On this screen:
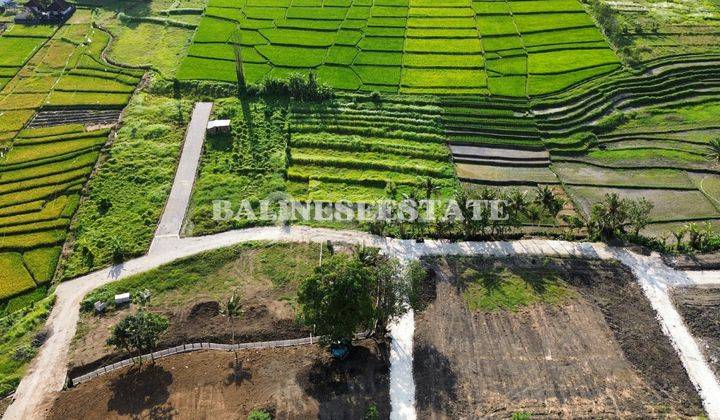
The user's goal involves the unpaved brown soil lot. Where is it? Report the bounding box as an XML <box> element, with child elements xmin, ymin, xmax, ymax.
<box><xmin>673</xmin><ymin>286</ymin><xmax>720</xmax><ymax>379</ymax></box>
<box><xmin>51</xmin><ymin>340</ymin><xmax>388</xmax><ymax>419</ymax></box>
<box><xmin>414</xmin><ymin>256</ymin><xmax>703</xmax><ymax>418</ymax></box>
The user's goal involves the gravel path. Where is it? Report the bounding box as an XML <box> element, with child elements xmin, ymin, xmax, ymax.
<box><xmin>4</xmin><ymin>101</ymin><xmax>720</xmax><ymax>419</ymax></box>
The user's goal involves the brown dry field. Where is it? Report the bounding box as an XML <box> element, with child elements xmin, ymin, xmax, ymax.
<box><xmin>414</xmin><ymin>256</ymin><xmax>703</xmax><ymax>418</ymax></box>
<box><xmin>50</xmin><ymin>340</ymin><xmax>388</xmax><ymax>420</ymax></box>
<box><xmin>673</xmin><ymin>286</ymin><xmax>720</xmax><ymax>380</ymax></box>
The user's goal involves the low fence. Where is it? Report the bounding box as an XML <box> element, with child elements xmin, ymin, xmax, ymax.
<box><xmin>71</xmin><ymin>336</ymin><xmax>319</xmax><ymax>386</ymax></box>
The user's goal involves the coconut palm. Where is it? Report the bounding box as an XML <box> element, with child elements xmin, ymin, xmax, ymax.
<box><xmin>708</xmin><ymin>138</ymin><xmax>720</xmax><ymax>164</ymax></box>
<box><xmin>222</xmin><ymin>293</ymin><xmax>243</xmax><ymax>379</ymax></box>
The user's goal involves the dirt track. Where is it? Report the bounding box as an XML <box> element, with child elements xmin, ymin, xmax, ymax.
<box><xmin>673</xmin><ymin>287</ymin><xmax>720</xmax><ymax>380</ymax></box>
<box><xmin>49</xmin><ymin>341</ymin><xmax>389</xmax><ymax>420</ymax></box>
<box><xmin>414</xmin><ymin>257</ymin><xmax>704</xmax><ymax>418</ymax></box>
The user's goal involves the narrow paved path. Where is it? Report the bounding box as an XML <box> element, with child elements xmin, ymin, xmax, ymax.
<box><xmin>5</xmin><ymin>100</ymin><xmax>720</xmax><ymax>419</ymax></box>
<box><xmin>150</xmin><ymin>102</ymin><xmax>212</xmax><ymax>248</ymax></box>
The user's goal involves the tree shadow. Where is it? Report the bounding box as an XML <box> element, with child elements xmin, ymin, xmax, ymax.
<box><xmin>107</xmin><ymin>364</ymin><xmax>174</xmax><ymax>417</ymax></box>
<box><xmin>224</xmin><ymin>358</ymin><xmax>253</xmax><ymax>386</ymax></box>
<box><xmin>413</xmin><ymin>344</ymin><xmax>459</xmax><ymax>417</ymax></box>
<box><xmin>297</xmin><ymin>344</ymin><xmax>390</xmax><ymax>419</ymax></box>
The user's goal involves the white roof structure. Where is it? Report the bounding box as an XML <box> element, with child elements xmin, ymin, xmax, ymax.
<box><xmin>207</xmin><ymin>119</ymin><xmax>230</xmax><ymax>130</ymax></box>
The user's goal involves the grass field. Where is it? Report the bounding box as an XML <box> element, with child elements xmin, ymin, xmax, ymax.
<box><xmin>59</xmin><ymin>94</ymin><xmax>192</xmax><ymax>280</ymax></box>
<box><xmin>176</xmin><ymin>0</ymin><xmax>620</xmax><ymax>96</ymax></box>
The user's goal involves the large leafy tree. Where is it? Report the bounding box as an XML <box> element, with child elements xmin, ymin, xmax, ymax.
<box><xmin>107</xmin><ymin>311</ymin><xmax>169</xmax><ymax>364</ymax></box>
<box><xmin>298</xmin><ymin>248</ymin><xmax>420</xmax><ymax>348</ymax></box>
<box><xmin>298</xmin><ymin>254</ymin><xmax>376</xmax><ymax>346</ymax></box>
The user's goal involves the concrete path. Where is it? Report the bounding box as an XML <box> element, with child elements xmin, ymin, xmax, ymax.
<box><xmin>150</xmin><ymin>102</ymin><xmax>212</xmax><ymax>250</ymax></box>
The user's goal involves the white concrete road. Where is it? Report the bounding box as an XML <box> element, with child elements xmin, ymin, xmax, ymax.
<box><xmin>150</xmin><ymin>102</ymin><xmax>212</xmax><ymax>246</ymax></box>
<box><xmin>4</xmin><ymin>101</ymin><xmax>720</xmax><ymax>419</ymax></box>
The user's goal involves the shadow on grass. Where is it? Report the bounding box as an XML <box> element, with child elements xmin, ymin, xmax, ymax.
<box><xmin>107</xmin><ymin>364</ymin><xmax>174</xmax><ymax>417</ymax></box>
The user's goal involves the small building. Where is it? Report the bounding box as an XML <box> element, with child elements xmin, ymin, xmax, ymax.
<box><xmin>93</xmin><ymin>301</ymin><xmax>107</xmax><ymax>314</ymax></box>
<box><xmin>14</xmin><ymin>0</ymin><xmax>75</xmax><ymax>24</ymax></box>
<box><xmin>114</xmin><ymin>292</ymin><xmax>131</xmax><ymax>306</ymax></box>
<box><xmin>207</xmin><ymin>119</ymin><xmax>231</xmax><ymax>135</ymax></box>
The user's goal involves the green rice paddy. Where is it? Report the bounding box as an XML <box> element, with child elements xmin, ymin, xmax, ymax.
<box><xmin>177</xmin><ymin>0</ymin><xmax>621</xmax><ymax>96</ymax></box>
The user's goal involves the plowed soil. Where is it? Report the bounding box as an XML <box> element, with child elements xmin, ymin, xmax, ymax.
<box><xmin>673</xmin><ymin>286</ymin><xmax>720</xmax><ymax>379</ymax></box>
<box><xmin>50</xmin><ymin>340</ymin><xmax>388</xmax><ymax>419</ymax></box>
<box><xmin>414</xmin><ymin>256</ymin><xmax>704</xmax><ymax>418</ymax></box>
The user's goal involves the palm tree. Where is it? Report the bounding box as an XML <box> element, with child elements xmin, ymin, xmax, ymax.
<box><xmin>423</xmin><ymin>177</ymin><xmax>440</xmax><ymax>200</ymax></box>
<box><xmin>223</xmin><ymin>293</ymin><xmax>243</xmax><ymax>380</ymax></box>
<box><xmin>708</xmin><ymin>138</ymin><xmax>720</xmax><ymax>164</ymax></box>
<box><xmin>506</xmin><ymin>189</ymin><xmax>529</xmax><ymax>225</ymax></box>
<box><xmin>590</xmin><ymin>193</ymin><xmax>627</xmax><ymax>239</ymax></box>
<box><xmin>534</xmin><ymin>185</ymin><xmax>564</xmax><ymax>225</ymax></box>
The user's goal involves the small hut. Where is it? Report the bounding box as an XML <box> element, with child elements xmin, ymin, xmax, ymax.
<box><xmin>207</xmin><ymin>119</ymin><xmax>231</xmax><ymax>135</ymax></box>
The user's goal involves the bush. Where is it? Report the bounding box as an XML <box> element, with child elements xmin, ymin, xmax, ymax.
<box><xmin>247</xmin><ymin>409</ymin><xmax>272</xmax><ymax>420</ymax></box>
<box><xmin>247</xmin><ymin>73</ymin><xmax>334</xmax><ymax>102</ymax></box>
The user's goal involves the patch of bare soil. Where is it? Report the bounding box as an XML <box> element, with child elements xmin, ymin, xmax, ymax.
<box><xmin>50</xmin><ymin>340</ymin><xmax>388</xmax><ymax>420</ymax></box>
<box><xmin>414</xmin><ymin>256</ymin><xmax>704</xmax><ymax>418</ymax></box>
<box><xmin>0</xmin><ymin>396</ymin><xmax>11</xmax><ymax>417</ymax></box>
<box><xmin>69</xmin><ymin>293</ymin><xmax>309</xmax><ymax>378</ymax></box>
<box><xmin>673</xmin><ymin>286</ymin><xmax>720</xmax><ymax>379</ymax></box>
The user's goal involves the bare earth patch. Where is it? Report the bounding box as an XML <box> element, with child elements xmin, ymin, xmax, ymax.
<box><xmin>673</xmin><ymin>286</ymin><xmax>720</xmax><ymax>379</ymax></box>
<box><xmin>414</xmin><ymin>256</ymin><xmax>703</xmax><ymax>418</ymax></box>
<box><xmin>50</xmin><ymin>340</ymin><xmax>388</xmax><ymax>419</ymax></box>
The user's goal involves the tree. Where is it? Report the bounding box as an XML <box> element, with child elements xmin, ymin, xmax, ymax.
<box><xmin>230</xmin><ymin>25</ymin><xmax>246</xmax><ymax>95</ymax></box>
<box><xmin>222</xmin><ymin>293</ymin><xmax>244</xmax><ymax>379</ymax></box>
<box><xmin>534</xmin><ymin>185</ymin><xmax>564</xmax><ymax>225</ymax></box>
<box><xmin>423</xmin><ymin>177</ymin><xmax>440</xmax><ymax>200</ymax></box>
<box><xmin>589</xmin><ymin>193</ymin><xmax>627</xmax><ymax>239</ymax></box>
<box><xmin>297</xmin><ymin>250</ymin><xmax>416</xmax><ymax>351</ymax></box>
<box><xmin>298</xmin><ymin>254</ymin><xmax>376</xmax><ymax>347</ymax></box>
<box><xmin>708</xmin><ymin>138</ymin><xmax>720</xmax><ymax>164</ymax></box>
<box><xmin>626</xmin><ymin>198</ymin><xmax>653</xmax><ymax>236</ymax></box>
<box><xmin>107</xmin><ymin>311</ymin><xmax>169</xmax><ymax>365</ymax></box>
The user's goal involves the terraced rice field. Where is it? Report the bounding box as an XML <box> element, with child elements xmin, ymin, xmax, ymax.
<box><xmin>177</xmin><ymin>0</ymin><xmax>620</xmax><ymax>96</ymax></box>
<box><xmin>0</xmin><ymin>125</ymin><xmax>107</xmax><ymax>299</ymax></box>
<box><xmin>549</xmin><ymin>99</ymin><xmax>720</xmax><ymax>236</ymax></box>
<box><xmin>287</xmin><ymin>96</ymin><xmax>458</xmax><ymax>201</ymax></box>
<box><xmin>0</xmin><ymin>16</ymin><xmax>142</xmax><ymax>300</ymax></box>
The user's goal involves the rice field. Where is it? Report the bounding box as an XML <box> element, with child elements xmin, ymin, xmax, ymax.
<box><xmin>177</xmin><ymin>0</ymin><xmax>620</xmax><ymax>96</ymax></box>
<box><xmin>288</xmin><ymin>96</ymin><xmax>458</xmax><ymax>202</ymax></box>
<box><xmin>0</xmin><ymin>21</ymin><xmax>142</xmax><ymax>300</ymax></box>
<box><xmin>0</xmin><ymin>124</ymin><xmax>107</xmax><ymax>299</ymax></box>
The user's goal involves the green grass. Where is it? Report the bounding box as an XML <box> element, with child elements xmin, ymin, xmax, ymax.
<box><xmin>0</xmin><ymin>295</ymin><xmax>55</xmax><ymax>397</ymax></box>
<box><xmin>188</xmin><ymin>97</ymin><xmax>289</xmax><ymax>235</ymax></box>
<box><xmin>0</xmin><ymin>253</ymin><xmax>36</xmax><ymax>299</ymax></box>
<box><xmin>80</xmin><ymin>242</ymin><xmax>323</xmax><ymax>312</ymax></box>
<box><xmin>461</xmin><ymin>266</ymin><xmax>576</xmax><ymax>312</ymax></box>
<box><xmin>60</xmin><ymin>94</ymin><xmax>194</xmax><ymax>280</ymax></box>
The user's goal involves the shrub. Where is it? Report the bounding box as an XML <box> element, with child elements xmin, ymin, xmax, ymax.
<box><xmin>247</xmin><ymin>409</ymin><xmax>272</xmax><ymax>420</ymax></box>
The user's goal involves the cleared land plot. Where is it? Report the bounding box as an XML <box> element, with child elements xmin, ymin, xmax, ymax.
<box><xmin>414</xmin><ymin>256</ymin><xmax>703</xmax><ymax>418</ymax></box>
<box><xmin>69</xmin><ymin>242</ymin><xmax>324</xmax><ymax>374</ymax></box>
<box><xmin>51</xmin><ymin>342</ymin><xmax>389</xmax><ymax>419</ymax></box>
<box><xmin>673</xmin><ymin>287</ymin><xmax>720</xmax><ymax>380</ymax></box>
<box><xmin>566</xmin><ymin>185</ymin><xmax>720</xmax><ymax>221</ymax></box>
